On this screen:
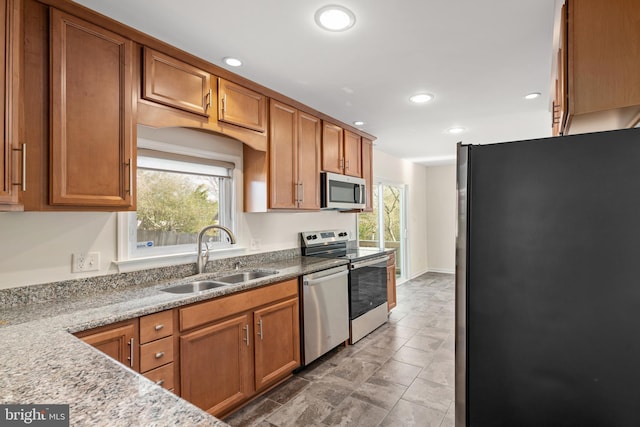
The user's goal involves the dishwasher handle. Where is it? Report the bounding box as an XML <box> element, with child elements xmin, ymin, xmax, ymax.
<box><xmin>303</xmin><ymin>269</ymin><xmax>349</xmax><ymax>287</ymax></box>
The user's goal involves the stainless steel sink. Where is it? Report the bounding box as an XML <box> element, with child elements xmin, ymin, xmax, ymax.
<box><xmin>161</xmin><ymin>280</ymin><xmax>229</xmax><ymax>294</ymax></box>
<box><xmin>214</xmin><ymin>270</ymin><xmax>278</xmax><ymax>284</ymax></box>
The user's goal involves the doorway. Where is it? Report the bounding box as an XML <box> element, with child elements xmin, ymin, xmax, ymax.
<box><xmin>358</xmin><ymin>182</ymin><xmax>407</xmax><ymax>282</ymax></box>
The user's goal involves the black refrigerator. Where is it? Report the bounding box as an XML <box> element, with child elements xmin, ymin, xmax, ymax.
<box><xmin>456</xmin><ymin>127</ymin><xmax>640</xmax><ymax>427</ymax></box>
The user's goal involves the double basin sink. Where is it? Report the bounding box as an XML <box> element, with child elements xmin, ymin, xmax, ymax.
<box><xmin>161</xmin><ymin>270</ymin><xmax>278</xmax><ymax>294</ymax></box>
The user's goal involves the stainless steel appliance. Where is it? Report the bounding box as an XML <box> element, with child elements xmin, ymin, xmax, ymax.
<box><xmin>320</xmin><ymin>172</ymin><xmax>366</xmax><ymax>210</ymax></box>
<box><xmin>301</xmin><ymin>230</ymin><xmax>389</xmax><ymax>345</ymax></box>
<box><xmin>456</xmin><ymin>127</ymin><xmax>640</xmax><ymax>426</ymax></box>
<box><xmin>301</xmin><ymin>265</ymin><xmax>349</xmax><ymax>365</ymax></box>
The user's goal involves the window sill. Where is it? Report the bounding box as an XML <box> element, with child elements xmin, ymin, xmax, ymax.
<box><xmin>112</xmin><ymin>246</ymin><xmax>248</xmax><ymax>273</ymax></box>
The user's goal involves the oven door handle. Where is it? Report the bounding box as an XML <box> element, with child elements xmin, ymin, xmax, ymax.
<box><xmin>350</xmin><ymin>255</ymin><xmax>389</xmax><ymax>270</ymax></box>
<box><xmin>304</xmin><ymin>270</ymin><xmax>349</xmax><ymax>286</ymax></box>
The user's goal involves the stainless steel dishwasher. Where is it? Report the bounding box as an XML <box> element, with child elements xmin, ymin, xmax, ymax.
<box><xmin>301</xmin><ymin>265</ymin><xmax>350</xmax><ymax>365</ymax></box>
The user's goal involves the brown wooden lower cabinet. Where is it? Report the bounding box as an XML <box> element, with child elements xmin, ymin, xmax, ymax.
<box><xmin>178</xmin><ymin>278</ymin><xmax>300</xmax><ymax>418</ymax></box>
<box><xmin>73</xmin><ymin>278</ymin><xmax>301</xmax><ymax>419</ymax></box>
<box><xmin>75</xmin><ymin>319</ymin><xmax>138</xmax><ymax>371</ymax></box>
<box><xmin>387</xmin><ymin>253</ymin><xmax>397</xmax><ymax>311</ymax></box>
<box><xmin>180</xmin><ymin>313</ymin><xmax>253</xmax><ymax>415</ymax></box>
<box><xmin>253</xmin><ymin>297</ymin><xmax>300</xmax><ymax>391</ymax></box>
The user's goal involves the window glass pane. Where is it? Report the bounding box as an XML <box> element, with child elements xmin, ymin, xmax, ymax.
<box><xmin>358</xmin><ymin>186</ymin><xmax>379</xmax><ymax>247</ymax></box>
<box><xmin>136</xmin><ymin>168</ymin><xmax>228</xmax><ymax>250</ymax></box>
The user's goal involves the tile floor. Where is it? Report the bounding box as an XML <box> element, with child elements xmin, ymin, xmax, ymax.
<box><xmin>224</xmin><ymin>272</ymin><xmax>455</xmax><ymax>427</ymax></box>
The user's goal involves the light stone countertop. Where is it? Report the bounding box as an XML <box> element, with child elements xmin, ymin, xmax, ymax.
<box><xmin>0</xmin><ymin>256</ymin><xmax>348</xmax><ymax>427</ymax></box>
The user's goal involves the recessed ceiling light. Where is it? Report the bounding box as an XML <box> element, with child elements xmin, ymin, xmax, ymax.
<box><xmin>315</xmin><ymin>5</ymin><xmax>356</xmax><ymax>32</ymax></box>
<box><xmin>353</xmin><ymin>121</ymin><xmax>365</xmax><ymax>126</ymax></box>
<box><xmin>448</xmin><ymin>127</ymin><xmax>466</xmax><ymax>134</ymax></box>
<box><xmin>223</xmin><ymin>57</ymin><xmax>243</xmax><ymax>67</ymax></box>
<box><xmin>524</xmin><ymin>92</ymin><xmax>541</xmax><ymax>100</ymax></box>
<box><xmin>409</xmin><ymin>93</ymin><xmax>434</xmax><ymax>104</ymax></box>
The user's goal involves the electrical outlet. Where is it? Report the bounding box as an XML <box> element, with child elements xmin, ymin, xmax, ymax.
<box><xmin>72</xmin><ymin>252</ymin><xmax>100</xmax><ymax>273</ymax></box>
<box><xmin>250</xmin><ymin>239</ymin><xmax>261</xmax><ymax>250</ymax></box>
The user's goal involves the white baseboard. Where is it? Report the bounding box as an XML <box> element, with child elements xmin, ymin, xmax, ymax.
<box><xmin>427</xmin><ymin>267</ymin><xmax>455</xmax><ymax>275</ymax></box>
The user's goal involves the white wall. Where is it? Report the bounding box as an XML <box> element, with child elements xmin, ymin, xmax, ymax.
<box><xmin>373</xmin><ymin>150</ymin><xmax>429</xmax><ymax>280</ymax></box>
<box><xmin>425</xmin><ymin>164</ymin><xmax>457</xmax><ymax>273</ymax></box>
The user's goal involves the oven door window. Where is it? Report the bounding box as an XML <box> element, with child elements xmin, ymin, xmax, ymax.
<box><xmin>349</xmin><ymin>259</ymin><xmax>388</xmax><ymax>319</ymax></box>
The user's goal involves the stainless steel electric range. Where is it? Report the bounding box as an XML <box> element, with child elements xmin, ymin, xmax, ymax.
<box><xmin>301</xmin><ymin>230</ymin><xmax>390</xmax><ymax>344</ymax></box>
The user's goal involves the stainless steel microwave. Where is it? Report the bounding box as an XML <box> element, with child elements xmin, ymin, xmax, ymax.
<box><xmin>321</xmin><ymin>172</ymin><xmax>366</xmax><ymax>210</ymax></box>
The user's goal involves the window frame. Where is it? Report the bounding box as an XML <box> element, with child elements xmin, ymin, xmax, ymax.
<box><xmin>116</xmin><ymin>136</ymin><xmax>241</xmax><ymax>272</ymax></box>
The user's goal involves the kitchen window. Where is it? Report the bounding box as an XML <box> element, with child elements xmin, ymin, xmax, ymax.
<box><xmin>117</xmin><ymin>144</ymin><xmax>237</xmax><ymax>269</ymax></box>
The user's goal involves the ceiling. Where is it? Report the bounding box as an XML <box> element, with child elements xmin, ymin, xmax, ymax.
<box><xmin>73</xmin><ymin>0</ymin><xmax>559</xmax><ymax>166</ymax></box>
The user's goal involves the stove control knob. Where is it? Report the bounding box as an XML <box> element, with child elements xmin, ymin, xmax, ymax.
<box><xmin>306</xmin><ymin>235</ymin><xmax>314</xmax><ymax>240</ymax></box>
<box><xmin>312</xmin><ymin>235</ymin><xmax>318</xmax><ymax>239</ymax></box>
<box><xmin>339</xmin><ymin>232</ymin><xmax>347</xmax><ymax>237</ymax></box>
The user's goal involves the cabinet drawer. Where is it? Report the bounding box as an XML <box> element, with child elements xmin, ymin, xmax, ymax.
<box><xmin>143</xmin><ymin>362</ymin><xmax>174</xmax><ymax>390</ymax></box>
<box><xmin>140</xmin><ymin>310</ymin><xmax>173</xmax><ymax>344</ymax></box>
<box><xmin>140</xmin><ymin>336</ymin><xmax>173</xmax><ymax>372</ymax></box>
<box><xmin>180</xmin><ymin>278</ymin><xmax>298</xmax><ymax>331</ymax></box>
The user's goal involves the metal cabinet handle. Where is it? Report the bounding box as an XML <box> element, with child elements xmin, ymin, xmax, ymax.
<box><xmin>257</xmin><ymin>319</ymin><xmax>263</xmax><ymax>340</ymax></box>
<box><xmin>339</xmin><ymin>158</ymin><xmax>344</xmax><ymax>170</ymax></box>
<box><xmin>222</xmin><ymin>94</ymin><xmax>227</xmax><ymax>114</ymax></box>
<box><xmin>12</xmin><ymin>143</ymin><xmax>26</xmax><ymax>191</ymax></box>
<box><xmin>156</xmin><ymin>379</ymin><xmax>165</xmax><ymax>386</ymax></box>
<box><xmin>154</xmin><ymin>351</ymin><xmax>165</xmax><ymax>359</ymax></box>
<box><xmin>299</xmin><ymin>182</ymin><xmax>304</xmax><ymax>204</ymax></box>
<box><xmin>346</xmin><ymin>159</ymin><xmax>350</xmax><ymax>170</ymax></box>
<box><xmin>124</xmin><ymin>160</ymin><xmax>133</xmax><ymax>195</ymax></box>
<box><xmin>154</xmin><ymin>324</ymin><xmax>164</xmax><ymax>331</ymax></box>
<box><xmin>127</xmin><ymin>338</ymin><xmax>134</xmax><ymax>368</ymax></box>
<box><xmin>205</xmin><ymin>88</ymin><xmax>212</xmax><ymax>113</ymax></box>
<box><xmin>243</xmin><ymin>324</ymin><xmax>249</xmax><ymax>346</ymax></box>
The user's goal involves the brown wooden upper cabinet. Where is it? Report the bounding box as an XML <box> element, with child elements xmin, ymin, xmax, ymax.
<box><xmin>361</xmin><ymin>137</ymin><xmax>374</xmax><ymax>212</ymax></box>
<box><xmin>555</xmin><ymin>0</ymin><xmax>640</xmax><ymax>135</ymax></box>
<box><xmin>142</xmin><ymin>47</ymin><xmax>213</xmax><ymax>117</ymax></box>
<box><xmin>269</xmin><ymin>100</ymin><xmax>321</xmax><ymax>210</ymax></box>
<box><xmin>0</xmin><ymin>0</ymin><xmax>21</xmax><ymax>211</ymax></box>
<box><xmin>321</xmin><ymin>123</ymin><xmax>362</xmax><ymax>177</ymax></box>
<box><xmin>321</xmin><ymin>122</ymin><xmax>343</xmax><ymax>174</ymax></box>
<box><xmin>343</xmin><ymin>130</ymin><xmax>362</xmax><ymax>177</ymax></box>
<box><xmin>49</xmin><ymin>10</ymin><xmax>134</xmax><ymax>208</ymax></box>
<box><xmin>218</xmin><ymin>78</ymin><xmax>267</xmax><ymax>133</ymax></box>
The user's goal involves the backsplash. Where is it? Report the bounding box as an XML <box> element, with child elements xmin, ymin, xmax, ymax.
<box><xmin>0</xmin><ymin>248</ymin><xmax>300</xmax><ymax>308</ymax></box>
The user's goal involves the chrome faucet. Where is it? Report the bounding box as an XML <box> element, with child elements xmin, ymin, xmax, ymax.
<box><xmin>196</xmin><ymin>225</ymin><xmax>237</xmax><ymax>274</ymax></box>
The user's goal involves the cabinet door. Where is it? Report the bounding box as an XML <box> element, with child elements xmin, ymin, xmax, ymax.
<box><xmin>361</xmin><ymin>137</ymin><xmax>373</xmax><ymax>212</ymax></box>
<box><xmin>219</xmin><ymin>78</ymin><xmax>266</xmax><ymax>132</ymax></box>
<box><xmin>77</xmin><ymin>321</ymin><xmax>137</xmax><ymax>370</ymax></box>
<box><xmin>142</xmin><ymin>47</ymin><xmax>212</xmax><ymax>117</ymax></box>
<box><xmin>269</xmin><ymin>100</ymin><xmax>297</xmax><ymax>209</ymax></box>
<box><xmin>180</xmin><ymin>313</ymin><xmax>253</xmax><ymax>416</ymax></box>
<box><xmin>387</xmin><ymin>254</ymin><xmax>397</xmax><ymax>311</ymax></box>
<box><xmin>343</xmin><ymin>130</ymin><xmax>362</xmax><ymax>177</ymax></box>
<box><xmin>253</xmin><ymin>297</ymin><xmax>300</xmax><ymax>391</ymax></box>
<box><xmin>50</xmin><ymin>10</ymin><xmax>134</xmax><ymax>208</ymax></box>
<box><xmin>322</xmin><ymin>122</ymin><xmax>343</xmax><ymax>174</ymax></box>
<box><xmin>297</xmin><ymin>111</ymin><xmax>321</xmax><ymax>209</ymax></box>
<box><xmin>0</xmin><ymin>0</ymin><xmax>21</xmax><ymax>209</ymax></box>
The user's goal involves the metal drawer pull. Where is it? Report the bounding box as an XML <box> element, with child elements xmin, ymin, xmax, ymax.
<box><xmin>154</xmin><ymin>324</ymin><xmax>164</xmax><ymax>331</ymax></box>
<box><xmin>127</xmin><ymin>338</ymin><xmax>134</xmax><ymax>368</ymax></box>
<box><xmin>154</xmin><ymin>352</ymin><xmax>165</xmax><ymax>359</ymax></box>
<box><xmin>155</xmin><ymin>379</ymin><xmax>165</xmax><ymax>386</ymax></box>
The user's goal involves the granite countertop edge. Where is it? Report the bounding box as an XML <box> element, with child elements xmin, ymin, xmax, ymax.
<box><xmin>0</xmin><ymin>256</ymin><xmax>349</xmax><ymax>427</ymax></box>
